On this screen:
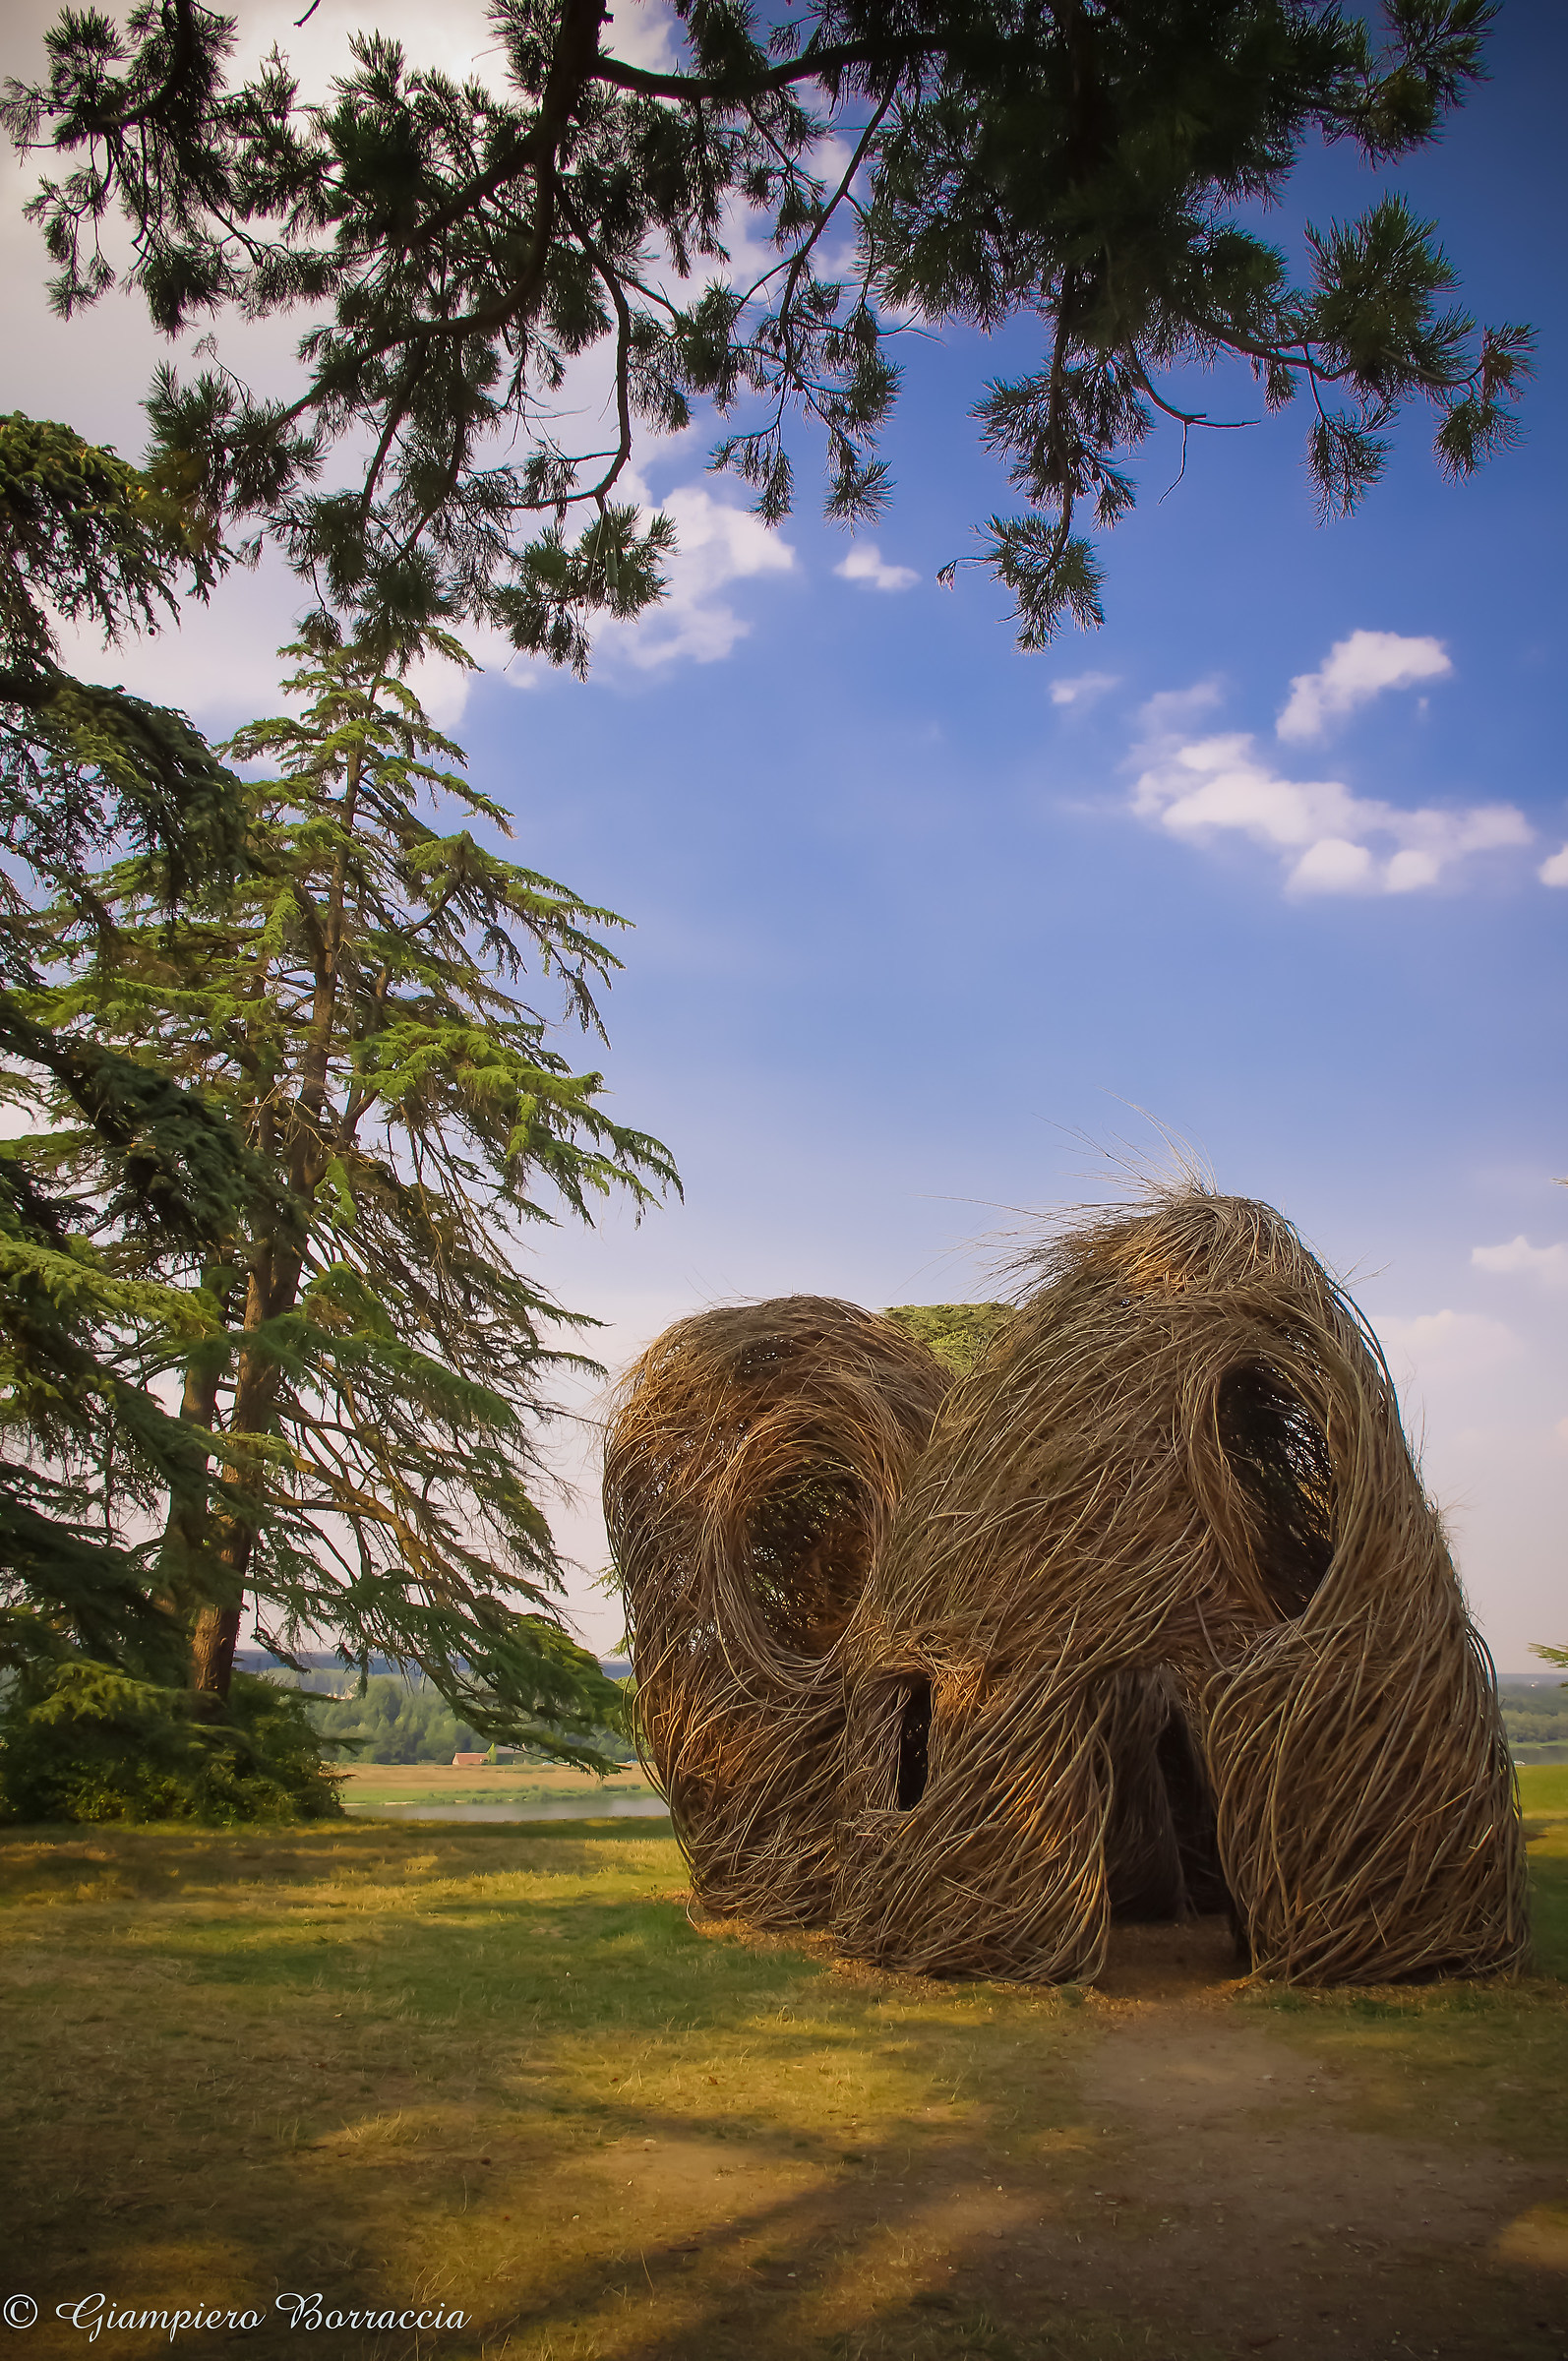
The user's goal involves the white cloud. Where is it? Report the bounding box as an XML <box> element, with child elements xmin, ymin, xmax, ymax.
<box><xmin>8</xmin><ymin>0</ymin><xmax>683</xmax><ymax>100</ymax></box>
<box><xmin>1277</xmin><ymin>630</ymin><xmax>1451</xmax><ymax>742</ymax></box>
<box><xmin>48</xmin><ymin>553</ymin><xmax>310</xmax><ymax>730</ymax></box>
<box><xmin>834</xmin><ymin>542</ymin><xmax>919</xmax><ymax>594</ymax></box>
<box><xmin>47</xmin><ymin>552</ymin><xmax>533</xmax><ymax>733</ymax></box>
<box><xmin>1136</xmin><ymin>681</ymin><xmax>1224</xmax><ymax>738</ymax></box>
<box><xmin>1129</xmin><ymin>720</ymin><xmax>1532</xmax><ymax>897</ymax></box>
<box><xmin>1290</xmin><ymin>836</ymin><xmax>1374</xmax><ymax>894</ymax></box>
<box><xmin>405</xmin><ymin>638</ymin><xmax>516</xmax><ymax>729</ymax></box>
<box><xmin>1377</xmin><ymin>1308</ymin><xmax>1524</xmax><ymax>1384</ymax></box>
<box><xmin>1385</xmin><ymin>847</ymin><xmax>1440</xmax><ymax>892</ymax></box>
<box><xmin>451</xmin><ymin>475</ymin><xmax>798</xmax><ymax>683</ymax></box>
<box><xmin>1539</xmin><ymin>844</ymin><xmax>1568</xmax><ymax>886</ymax></box>
<box><xmin>604</xmin><ymin>0</ymin><xmax>681</xmax><ymax>75</ymax></box>
<box><xmin>597</xmin><ymin>481</ymin><xmax>796</xmax><ymax>669</ymax></box>
<box><xmin>1473</xmin><ymin>1237</ymin><xmax>1568</xmax><ymax>1290</ymax></box>
<box><xmin>1050</xmin><ymin>671</ymin><xmax>1119</xmax><ymax>708</ymax></box>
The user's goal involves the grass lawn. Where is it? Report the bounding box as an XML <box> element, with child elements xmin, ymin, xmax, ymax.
<box><xmin>1</xmin><ymin>1770</ymin><xmax>1565</xmax><ymax>2361</ymax></box>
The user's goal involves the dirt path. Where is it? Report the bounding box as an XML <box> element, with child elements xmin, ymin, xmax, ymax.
<box><xmin>1075</xmin><ymin>1926</ymin><xmax>1564</xmax><ymax>2360</ymax></box>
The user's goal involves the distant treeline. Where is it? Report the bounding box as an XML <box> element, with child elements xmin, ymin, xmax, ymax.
<box><xmin>1498</xmin><ymin>1685</ymin><xmax>1568</xmax><ymax>1751</ymax></box>
<box><xmin>298</xmin><ymin>1674</ymin><xmax>635</xmax><ymax>1765</ymax></box>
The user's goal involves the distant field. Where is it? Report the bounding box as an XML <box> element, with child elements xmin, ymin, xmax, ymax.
<box><xmin>1522</xmin><ymin>1763</ymin><xmax>1568</xmax><ymax>1813</ymax></box>
<box><xmin>2</xmin><ymin>1770</ymin><xmax>1565</xmax><ymax>2360</ymax></box>
<box><xmin>336</xmin><ymin>1762</ymin><xmax>661</xmax><ymax>1812</ymax></box>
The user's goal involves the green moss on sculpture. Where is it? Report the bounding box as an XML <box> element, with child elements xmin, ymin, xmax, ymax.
<box><xmin>881</xmin><ymin>1303</ymin><xmax>1016</xmax><ymax>1377</ymax></box>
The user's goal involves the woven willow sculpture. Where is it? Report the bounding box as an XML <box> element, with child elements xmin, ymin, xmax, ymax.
<box><xmin>604</xmin><ymin>1297</ymin><xmax>951</xmax><ymax>1924</ymax></box>
<box><xmin>605</xmin><ymin>1193</ymin><xmax>1527</xmax><ymax>1986</ymax></box>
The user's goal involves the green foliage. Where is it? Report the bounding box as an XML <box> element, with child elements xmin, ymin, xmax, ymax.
<box><xmin>0</xmin><ymin>409</ymin><xmax>217</xmax><ymax>662</ymax></box>
<box><xmin>0</xmin><ymin>1011</ymin><xmax>271</xmax><ymax>1691</ymax></box>
<box><xmin>16</xmin><ymin>625</ymin><xmax>673</xmax><ymax>1762</ymax></box>
<box><xmin>0</xmin><ymin>413</ymin><xmax>258</xmax><ymax>1688</ymax></box>
<box><xmin>882</xmin><ymin>1301</ymin><xmax>1015</xmax><ymax>1376</ymax></box>
<box><xmin>0</xmin><ymin>1661</ymin><xmax>343</xmax><ymax>1824</ymax></box>
<box><xmin>0</xmin><ymin>1175</ymin><xmax>214</xmax><ymax>1686</ymax></box>
<box><xmin>874</xmin><ymin>5</ymin><xmax>1530</xmax><ymax>640</ymax></box>
<box><xmin>2</xmin><ymin>0</ymin><xmax>1530</xmax><ymax>656</ymax></box>
<box><xmin>0</xmin><ymin>412</ymin><xmax>238</xmax><ymax>921</ymax></box>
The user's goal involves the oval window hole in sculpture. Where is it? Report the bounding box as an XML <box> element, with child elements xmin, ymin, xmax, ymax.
<box><xmin>896</xmin><ymin>1677</ymin><xmax>933</xmax><ymax>1811</ymax></box>
<box><xmin>747</xmin><ymin>1469</ymin><xmax>870</xmax><ymax>1657</ymax></box>
<box><xmin>1217</xmin><ymin>1361</ymin><xmax>1335</xmax><ymax>1618</ymax></box>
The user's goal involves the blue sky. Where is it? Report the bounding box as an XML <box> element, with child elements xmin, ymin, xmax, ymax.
<box><xmin>5</xmin><ymin>0</ymin><xmax>1563</xmax><ymax>1665</ymax></box>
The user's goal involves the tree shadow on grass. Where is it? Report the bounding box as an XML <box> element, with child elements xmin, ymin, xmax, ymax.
<box><xmin>5</xmin><ymin>1824</ymin><xmax>1568</xmax><ymax>2361</ymax></box>
<box><xmin>440</xmin><ymin>2108</ymin><xmax>1193</xmax><ymax>2361</ymax></box>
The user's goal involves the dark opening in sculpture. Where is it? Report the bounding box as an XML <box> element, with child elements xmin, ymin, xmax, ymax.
<box><xmin>895</xmin><ymin>1679</ymin><xmax>932</xmax><ymax>1811</ymax></box>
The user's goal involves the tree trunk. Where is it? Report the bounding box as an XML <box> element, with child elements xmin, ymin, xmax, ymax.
<box><xmin>191</xmin><ymin>1241</ymin><xmax>306</xmax><ymax>1706</ymax></box>
<box><xmin>191</xmin><ymin>1602</ymin><xmax>243</xmax><ymax>1703</ymax></box>
<box><xmin>159</xmin><ymin>1346</ymin><xmax>221</xmax><ymax>1604</ymax></box>
<box><xmin>174</xmin><ymin>750</ymin><xmax>343</xmax><ymax>1708</ymax></box>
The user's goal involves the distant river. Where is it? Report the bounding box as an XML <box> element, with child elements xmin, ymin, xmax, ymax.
<box><xmin>346</xmin><ymin>1796</ymin><xmax>671</xmax><ymax>1823</ymax></box>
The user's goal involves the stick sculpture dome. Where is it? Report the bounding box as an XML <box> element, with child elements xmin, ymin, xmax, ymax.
<box><xmin>604</xmin><ymin>1296</ymin><xmax>951</xmax><ymax>1924</ymax></box>
<box><xmin>604</xmin><ymin>1191</ymin><xmax>1527</xmax><ymax>1986</ymax></box>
